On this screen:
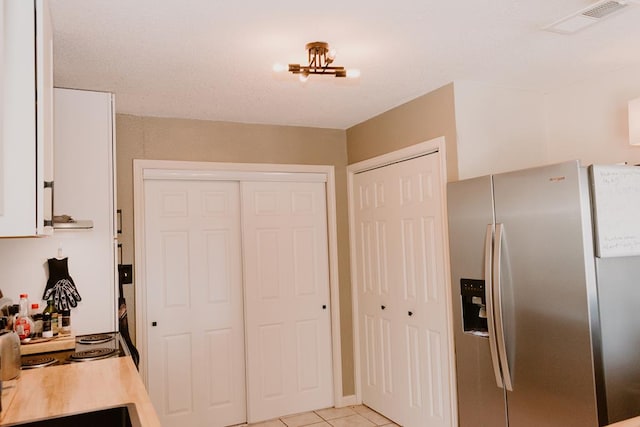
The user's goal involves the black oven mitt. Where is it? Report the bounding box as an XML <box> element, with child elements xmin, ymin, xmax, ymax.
<box><xmin>43</xmin><ymin>257</ymin><xmax>82</xmax><ymax>311</ymax></box>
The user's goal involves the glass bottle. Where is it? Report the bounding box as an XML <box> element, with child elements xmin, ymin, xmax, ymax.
<box><xmin>42</xmin><ymin>298</ymin><xmax>58</xmax><ymax>338</ymax></box>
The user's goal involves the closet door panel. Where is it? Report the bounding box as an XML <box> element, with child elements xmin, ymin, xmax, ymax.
<box><xmin>145</xmin><ymin>180</ymin><xmax>246</xmax><ymax>427</ymax></box>
<box><xmin>242</xmin><ymin>181</ymin><xmax>333</xmax><ymax>423</ymax></box>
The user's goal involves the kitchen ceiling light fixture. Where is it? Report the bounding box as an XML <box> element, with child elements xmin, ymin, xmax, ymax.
<box><xmin>282</xmin><ymin>41</ymin><xmax>359</xmax><ymax>82</ymax></box>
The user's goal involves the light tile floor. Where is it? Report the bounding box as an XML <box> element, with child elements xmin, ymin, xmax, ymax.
<box><xmin>246</xmin><ymin>405</ymin><xmax>400</xmax><ymax>427</ymax></box>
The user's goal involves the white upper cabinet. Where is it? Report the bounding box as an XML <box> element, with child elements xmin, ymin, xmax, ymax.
<box><xmin>0</xmin><ymin>0</ymin><xmax>54</xmax><ymax>237</ymax></box>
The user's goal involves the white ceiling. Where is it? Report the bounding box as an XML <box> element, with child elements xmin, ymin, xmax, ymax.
<box><xmin>49</xmin><ymin>0</ymin><xmax>640</xmax><ymax>130</ymax></box>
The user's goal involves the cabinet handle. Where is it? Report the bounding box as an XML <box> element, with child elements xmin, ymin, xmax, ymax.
<box><xmin>381</xmin><ymin>305</ymin><xmax>386</xmax><ymax>310</ymax></box>
<box><xmin>408</xmin><ymin>311</ymin><xmax>413</xmax><ymax>317</ymax></box>
<box><xmin>44</xmin><ymin>181</ymin><xmax>54</xmax><ymax>227</ymax></box>
<box><xmin>152</xmin><ymin>321</ymin><xmax>157</xmax><ymax>327</ymax></box>
<box><xmin>117</xmin><ymin>209</ymin><xmax>123</xmax><ymax>234</ymax></box>
<box><xmin>322</xmin><ymin>304</ymin><xmax>327</xmax><ymax>310</ymax></box>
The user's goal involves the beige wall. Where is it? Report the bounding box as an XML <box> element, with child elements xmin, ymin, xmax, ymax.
<box><xmin>453</xmin><ymin>74</ymin><xmax>640</xmax><ymax>179</ymax></box>
<box><xmin>346</xmin><ymin>73</ymin><xmax>640</xmax><ymax>182</ymax></box>
<box><xmin>346</xmin><ymin>83</ymin><xmax>458</xmax><ymax>181</ymax></box>
<box><xmin>454</xmin><ymin>80</ymin><xmax>549</xmax><ymax>179</ymax></box>
<box><xmin>115</xmin><ymin>114</ymin><xmax>355</xmax><ymax>395</ymax></box>
<box><xmin>545</xmin><ymin>64</ymin><xmax>640</xmax><ymax>167</ymax></box>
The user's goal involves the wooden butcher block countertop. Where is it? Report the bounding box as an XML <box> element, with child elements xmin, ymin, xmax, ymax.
<box><xmin>0</xmin><ymin>357</ymin><xmax>160</xmax><ymax>426</ymax></box>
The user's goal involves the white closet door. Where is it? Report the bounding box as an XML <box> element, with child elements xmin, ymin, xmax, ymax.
<box><xmin>241</xmin><ymin>181</ymin><xmax>333</xmax><ymax>423</ymax></box>
<box><xmin>353</xmin><ymin>152</ymin><xmax>452</xmax><ymax>427</ymax></box>
<box><xmin>353</xmin><ymin>170</ymin><xmax>399</xmax><ymax>418</ymax></box>
<box><xmin>144</xmin><ymin>179</ymin><xmax>246</xmax><ymax>427</ymax></box>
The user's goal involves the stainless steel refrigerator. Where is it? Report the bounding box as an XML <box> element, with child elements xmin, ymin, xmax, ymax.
<box><xmin>447</xmin><ymin>160</ymin><xmax>640</xmax><ymax>427</ymax></box>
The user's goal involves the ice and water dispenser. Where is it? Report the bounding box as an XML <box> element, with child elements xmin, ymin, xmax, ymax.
<box><xmin>460</xmin><ymin>278</ymin><xmax>489</xmax><ymax>336</ymax></box>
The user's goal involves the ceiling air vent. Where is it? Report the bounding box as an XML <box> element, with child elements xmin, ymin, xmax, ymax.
<box><xmin>544</xmin><ymin>0</ymin><xmax>631</xmax><ymax>34</ymax></box>
<box><xmin>582</xmin><ymin>0</ymin><xmax>628</xmax><ymax>17</ymax></box>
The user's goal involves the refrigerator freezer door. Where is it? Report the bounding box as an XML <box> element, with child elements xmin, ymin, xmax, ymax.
<box><xmin>447</xmin><ymin>176</ymin><xmax>507</xmax><ymax>427</ymax></box>
<box><xmin>492</xmin><ymin>161</ymin><xmax>599</xmax><ymax>427</ymax></box>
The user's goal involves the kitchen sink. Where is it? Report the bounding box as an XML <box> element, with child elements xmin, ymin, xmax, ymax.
<box><xmin>3</xmin><ymin>403</ymin><xmax>141</xmax><ymax>427</ymax></box>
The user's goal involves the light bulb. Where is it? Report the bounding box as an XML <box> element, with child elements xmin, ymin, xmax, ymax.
<box><xmin>346</xmin><ymin>69</ymin><xmax>361</xmax><ymax>78</ymax></box>
<box><xmin>272</xmin><ymin>63</ymin><xmax>287</xmax><ymax>72</ymax></box>
<box><xmin>327</xmin><ymin>49</ymin><xmax>336</xmax><ymax>61</ymax></box>
<box><xmin>299</xmin><ymin>74</ymin><xmax>309</xmax><ymax>83</ymax></box>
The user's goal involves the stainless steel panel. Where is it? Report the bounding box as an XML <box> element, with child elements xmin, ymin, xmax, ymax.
<box><xmin>492</xmin><ymin>161</ymin><xmax>599</xmax><ymax>427</ymax></box>
<box><xmin>596</xmin><ymin>256</ymin><xmax>640</xmax><ymax>424</ymax></box>
<box><xmin>447</xmin><ymin>176</ymin><xmax>507</xmax><ymax>427</ymax></box>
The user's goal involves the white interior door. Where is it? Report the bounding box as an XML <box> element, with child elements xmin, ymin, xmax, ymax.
<box><xmin>144</xmin><ymin>179</ymin><xmax>246</xmax><ymax>427</ymax></box>
<box><xmin>353</xmin><ymin>152</ymin><xmax>452</xmax><ymax>427</ymax></box>
<box><xmin>241</xmin><ymin>181</ymin><xmax>334</xmax><ymax>423</ymax></box>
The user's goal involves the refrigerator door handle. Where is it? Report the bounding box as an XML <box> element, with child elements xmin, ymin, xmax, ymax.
<box><xmin>493</xmin><ymin>223</ymin><xmax>514</xmax><ymax>391</ymax></box>
<box><xmin>484</xmin><ymin>224</ymin><xmax>504</xmax><ymax>389</ymax></box>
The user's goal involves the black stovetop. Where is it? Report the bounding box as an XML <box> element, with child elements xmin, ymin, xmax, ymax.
<box><xmin>21</xmin><ymin>332</ymin><xmax>131</xmax><ymax>369</ymax></box>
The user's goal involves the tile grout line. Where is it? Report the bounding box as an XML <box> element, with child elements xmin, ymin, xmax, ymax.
<box><xmin>247</xmin><ymin>405</ymin><xmax>396</xmax><ymax>427</ymax></box>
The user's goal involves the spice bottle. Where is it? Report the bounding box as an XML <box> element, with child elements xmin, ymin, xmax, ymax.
<box><xmin>60</xmin><ymin>310</ymin><xmax>71</xmax><ymax>335</ymax></box>
<box><xmin>31</xmin><ymin>303</ymin><xmax>43</xmax><ymax>338</ymax></box>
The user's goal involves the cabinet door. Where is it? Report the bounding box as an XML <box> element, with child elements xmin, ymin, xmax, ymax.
<box><xmin>53</xmin><ymin>88</ymin><xmax>118</xmax><ymax>334</ymax></box>
<box><xmin>0</xmin><ymin>0</ymin><xmax>53</xmax><ymax>236</ymax></box>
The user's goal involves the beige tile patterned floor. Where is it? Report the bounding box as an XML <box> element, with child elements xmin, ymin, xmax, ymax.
<box><xmin>246</xmin><ymin>405</ymin><xmax>400</xmax><ymax>427</ymax></box>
